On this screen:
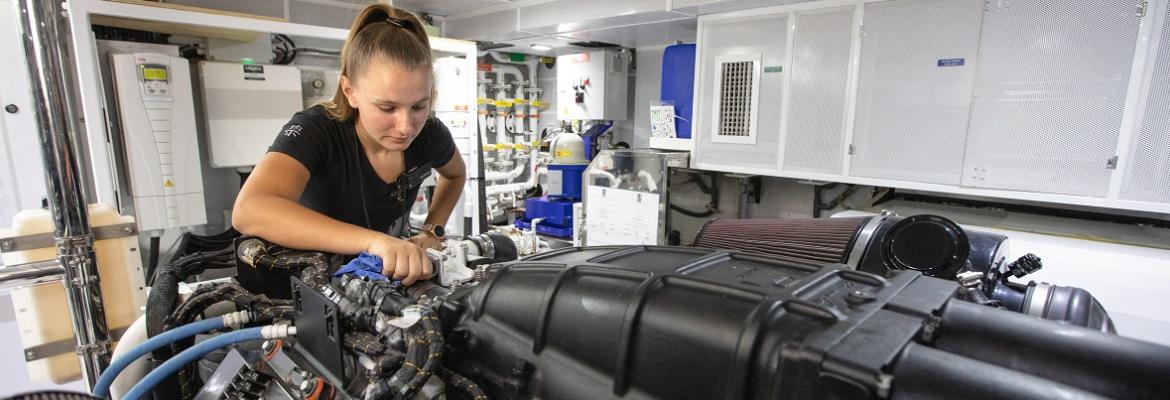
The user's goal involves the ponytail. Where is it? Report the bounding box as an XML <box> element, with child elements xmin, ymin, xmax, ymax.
<box><xmin>324</xmin><ymin>4</ymin><xmax>432</xmax><ymax>122</ymax></box>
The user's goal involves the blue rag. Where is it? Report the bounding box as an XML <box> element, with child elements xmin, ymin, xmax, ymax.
<box><xmin>334</xmin><ymin>252</ymin><xmax>391</xmax><ymax>282</ymax></box>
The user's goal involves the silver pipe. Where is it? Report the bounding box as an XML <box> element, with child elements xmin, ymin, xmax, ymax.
<box><xmin>0</xmin><ymin>260</ymin><xmax>64</xmax><ymax>292</ymax></box>
<box><xmin>17</xmin><ymin>0</ymin><xmax>111</xmax><ymax>388</ymax></box>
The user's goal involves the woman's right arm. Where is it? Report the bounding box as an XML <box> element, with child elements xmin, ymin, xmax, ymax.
<box><xmin>232</xmin><ymin>152</ymin><xmax>433</xmax><ymax>284</ymax></box>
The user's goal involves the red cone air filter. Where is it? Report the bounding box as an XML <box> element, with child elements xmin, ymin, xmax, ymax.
<box><xmin>694</xmin><ymin>217</ymin><xmax>873</xmax><ymax>264</ymax></box>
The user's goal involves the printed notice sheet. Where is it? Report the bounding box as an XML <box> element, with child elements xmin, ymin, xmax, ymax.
<box><xmin>585</xmin><ymin>186</ymin><xmax>660</xmax><ymax>245</ymax></box>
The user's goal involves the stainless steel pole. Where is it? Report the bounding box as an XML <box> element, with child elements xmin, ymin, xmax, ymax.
<box><xmin>0</xmin><ymin>260</ymin><xmax>64</xmax><ymax>292</ymax></box>
<box><xmin>16</xmin><ymin>0</ymin><xmax>111</xmax><ymax>388</ymax></box>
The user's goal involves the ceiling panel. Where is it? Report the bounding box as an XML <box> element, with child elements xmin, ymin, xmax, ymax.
<box><xmin>394</xmin><ymin>0</ymin><xmax>520</xmax><ymax>17</ymax></box>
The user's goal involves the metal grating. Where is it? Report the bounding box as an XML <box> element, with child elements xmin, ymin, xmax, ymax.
<box><xmin>961</xmin><ymin>0</ymin><xmax>1140</xmax><ymax>197</ymax></box>
<box><xmin>1122</xmin><ymin>0</ymin><xmax>1170</xmax><ymax>204</ymax></box>
<box><xmin>716</xmin><ymin>60</ymin><xmax>756</xmax><ymax>138</ymax></box>
<box><xmin>850</xmin><ymin>0</ymin><xmax>983</xmax><ymax>185</ymax></box>
<box><xmin>695</xmin><ymin>15</ymin><xmax>788</xmax><ymax>170</ymax></box>
<box><xmin>783</xmin><ymin>7</ymin><xmax>854</xmax><ymax>175</ymax></box>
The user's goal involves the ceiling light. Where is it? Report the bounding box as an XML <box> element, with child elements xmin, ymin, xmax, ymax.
<box><xmin>530</xmin><ymin>44</ymin><xmax>553</xmax><ymax>51</ymax></box>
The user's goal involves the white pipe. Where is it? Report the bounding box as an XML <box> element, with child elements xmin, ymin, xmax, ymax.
<box><xmin>487</xmin><ymin>162</ymin><xmax>545</xmax><ymax>196</ymax></box>
<box><xmin>110</xmin><ymin>314</ymin><xmax>150</xmax><ymax>400</ymax></box>
<box><xmin>513</xmin><ymin>82</ymin><xmax>527</xmax><ymax>135</ymax></box>
<box><xmin>638</xmin><ymin>170</ymin><xmax>658</xmax><ymax>192</ymax></box>
<box><xmin>489</xmin><ymin>63</ymin><xmax>525</xmax><ymax>87</ymax></box>
<box><xmin>494</xmin><ymin>86</ymin><xmax>510</xmax><ymax>145</ymax></box>
<box><xmin>485</xmin><ymin>153</ymin><xmax>528</xmax><ymax>181</ymax></box>
<box><xmin>488</xmin><ymin>52</ymin><xmax>537</xmax><ymax>90</ymax></box>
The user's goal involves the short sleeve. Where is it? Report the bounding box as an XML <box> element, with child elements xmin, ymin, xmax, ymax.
<box><xmin>414</xmin><ymin>117</ymin><xmax>457</xmax><ymax>168</ymax></box>
<box><xmin>268</xmin><ymin>110</ymin><xmax>331</xmax><ymax>173</ymax></box>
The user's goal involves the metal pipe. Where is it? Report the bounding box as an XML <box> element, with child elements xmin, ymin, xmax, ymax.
<box><xmin>0</xmin><ymin>260</ymin><xmax>65</xmax><ymax>292</ymax></box>
<box><xmin>17</xmin><ymin>0</ymin><xmax>111</xmax><ymax>388</ymax></box>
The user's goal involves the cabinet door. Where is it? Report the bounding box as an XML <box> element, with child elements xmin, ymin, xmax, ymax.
<box><xmin>694</xmin><ymin>14</ymin><xmax>788</xmax><ymax>172</ymax></box>
<box><xmin>961</xmin><ymin>0</ymin><xmax>1141</xmax><ymax>196</ymax></box>
<box><xmin>782</xmin><ymin>7</ymin><xmax>854</xmax><ymax>175</ymax></box>
<box><xmin>1122</xmin><ymin>0</ymin><xmax>1170</xmax><ymax>205</ymax></box>
<box><xmin>850</xmin><ymin>0</ymin><xmax>983</xmax><ymax>185</ymax></box>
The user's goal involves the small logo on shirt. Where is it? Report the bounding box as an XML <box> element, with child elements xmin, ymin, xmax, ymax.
<box><xmin>283</xmin><ymin>124</ymin><xmax>303</xmax><ymax>137</ymax></box>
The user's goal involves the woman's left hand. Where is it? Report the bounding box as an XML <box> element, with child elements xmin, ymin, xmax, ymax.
<box><xmin>408</xmin><ymin>233</ymin><xmax>443</xmax><ymax>250</ymax></box>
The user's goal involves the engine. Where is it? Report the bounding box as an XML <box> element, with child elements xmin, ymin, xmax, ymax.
<box><xmin>69</xmin><ymin>217</ymin><xmax>1170</xmax><ymax>400</ymax></box>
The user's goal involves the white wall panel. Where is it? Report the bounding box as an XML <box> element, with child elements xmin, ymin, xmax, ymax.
<box><xmin>782</xmin><ymin>7</ymin><xmax>853</xmax><ymax>175</ymax></box>
<box><xmin>1122</xmin><ymin>0</ymin><xmax>1170</xmax><ymax>204</ymax></box>
<box><xmin>850</xmin><ymin>0</ymin><xmax>983</xmax><ymax>185</ymax></box>
<box><xmin>961</xmin><ymin>0</ymin><xmax>1141</xmax><ymax>197</ymax></box>
<box><xmin>694</xmin><ymin>14</ymin><xmax>788</xmax><ymax>171</ymax></box>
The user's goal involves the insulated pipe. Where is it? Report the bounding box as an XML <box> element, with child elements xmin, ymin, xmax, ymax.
<box><xmin>488</xmin><ymin>52</ymin><xmax>537</xmax><ymax>92</ymax></box>
<box><xmin>17</xmin><ymin>0</ymin><xmax>110</xmax><ymax>388</ymax></box>
<box><xmin>512</xmin><ymin>81</ymin><xmax>528</xmax><ymax>136</ymax></box>
<box><xmin>494</xmin><ymin>85</ymin><xmax>511</xmax><ymax>145</ymax></box>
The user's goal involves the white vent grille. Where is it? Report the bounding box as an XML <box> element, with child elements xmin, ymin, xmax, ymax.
<box><xmin>850</xmin><ymin>0</ymin><xmax>983</xmax><ymax>185</ymax></box>
<box><xmin>961</xmin><ymin>0</ymin><xmax>1140</xmax><ymax>197</ymax></box>
<box><xmin>694</xmin><ymin>14</ymin><xmax>787</xmax><ymax>171</ymax></box>
<box><xmin>1122</xmin><ymin>0</ymin><xmax>1170</xmax><ymax>204</ymax></box>
<box><xmin>712</xmin><ymin>54</ymin><xmax>761</xmax><ymax>144</ymax></box>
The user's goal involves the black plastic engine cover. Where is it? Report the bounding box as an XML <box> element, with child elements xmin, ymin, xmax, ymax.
<box><xmin>450</xmin><ymin>246</ymin><xmax>956</xmax><ymax>399</ymax></box>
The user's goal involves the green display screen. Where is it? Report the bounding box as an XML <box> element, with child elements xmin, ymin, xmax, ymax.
<box><xmin>141</xmin><ymin>67</ymin><xmax>168</xmax><ymax>81</ymax></box>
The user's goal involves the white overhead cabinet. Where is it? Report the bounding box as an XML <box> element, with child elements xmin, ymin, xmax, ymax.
<box><xmin>850</xmin><ymin>0</ymin><xmax>982</xmax><ymax>185</ymax></box>
<box><xmin>692</xmin><ymin>0</ymin><xmax>1170</xmax><ymax>213</ymax></box>
<box><xmin>1121</xmin><ymin>0</ymin><xmax>1170</xmax><ymax>205</ymax></box>
<box><xmin>960</xmin><ymin>0</ymin><xmax>1141</xmax><ymax>197</ymax></box>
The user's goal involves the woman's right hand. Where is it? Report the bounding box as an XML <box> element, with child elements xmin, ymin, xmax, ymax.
<box><xmin>365</xmin><ymin>234</ymin><xmax>433</xmax><ymax>285</ymax></box>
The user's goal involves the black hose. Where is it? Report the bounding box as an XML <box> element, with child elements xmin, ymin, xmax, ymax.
<box><xmin>438</xmin><ymin>367</ymin><xmax>488</xmax><ymax>400</ymax></box>
<box><xmin>147</xmin><ymin>235</ymin><xmax>160</xmax><ymax>282</ymax></box>
<box><xmin>670</xmin><ymin>203</ymin><xmax>716</xmax><ymax>218</ymax></box>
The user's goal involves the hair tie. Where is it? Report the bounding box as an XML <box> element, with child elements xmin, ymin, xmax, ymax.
<box><xmin>385</xmin><ymin>17</ymin><xmax>409</xmax><ymax>28</ymax></box>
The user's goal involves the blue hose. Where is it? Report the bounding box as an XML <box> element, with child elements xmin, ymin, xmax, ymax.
<box><xmin>122</xmin><ymin>327</ymin><xmax>266</xmax><ymax>400</ymax></box>
<box><xmin>92</xmin><ymin>317</ymin><xmax>226</xmax><ymax>398</ymax></box>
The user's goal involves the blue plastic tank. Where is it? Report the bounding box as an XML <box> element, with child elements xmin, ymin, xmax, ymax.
<box><xmin>660</xmin><ymin>44</ymin><xmax>696</xmax><ymax>139</ymax></box>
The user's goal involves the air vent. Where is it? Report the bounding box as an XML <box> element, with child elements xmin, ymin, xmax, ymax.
<box><xmin>712</xmin><ymin>54</ymin><xmax>761</xmax><ymax>144</ymax></box>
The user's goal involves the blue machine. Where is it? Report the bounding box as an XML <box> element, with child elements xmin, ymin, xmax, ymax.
<box><xmin>515</xmin><ymin>163</ymin><xmax>587</xmax><ymax>238</ymax></box>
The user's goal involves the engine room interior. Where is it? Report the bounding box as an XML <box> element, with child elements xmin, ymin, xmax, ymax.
<box><xmin>0</xmin><ymin>0</ymin><xmax>1169</xmax><ymax>399</ymax></box>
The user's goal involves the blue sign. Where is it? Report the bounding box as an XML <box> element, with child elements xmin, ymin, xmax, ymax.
<box><xmin>937</xmin><ymin>58</ymin><xmax>966</xmax><ymax>67</ymax></box>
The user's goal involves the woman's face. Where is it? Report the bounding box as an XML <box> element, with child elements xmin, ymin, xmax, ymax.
<box><xmin>342</xmin><ymin>58</ymin><xmax>432</xmax><ymax>151</ymax></box>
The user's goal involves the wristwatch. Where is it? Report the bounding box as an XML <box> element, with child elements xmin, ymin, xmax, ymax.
<box><xmin>422</xmin><ymin>224</ymin><xmax>446</xmax><ymax>239</ymax></box>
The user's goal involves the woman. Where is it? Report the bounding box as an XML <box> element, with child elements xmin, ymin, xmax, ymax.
<box><xmin>233</xmin><ymin>4</ymin><xmax>465</xmax><ymax>286</ymax></box>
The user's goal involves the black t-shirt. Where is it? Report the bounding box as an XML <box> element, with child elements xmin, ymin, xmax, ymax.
<box><xmin>269</xmin><ymin>105</ymin><xmax>456</xmax><ymax>234</ymax></box>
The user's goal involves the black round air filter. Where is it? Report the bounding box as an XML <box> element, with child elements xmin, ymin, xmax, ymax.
<box><xmin>880</xmin><ymin>214</ymin><xmax>969</xmax><ymax>275</ymax></box>
<box><xmin>694</xmin><ymin>217</ymin><xmax>872</xmax><ymax>263</ymax></box>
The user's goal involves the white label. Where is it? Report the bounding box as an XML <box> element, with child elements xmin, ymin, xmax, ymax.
<box><xmin>546</xmin><ymin>170</ymin><xmax>564</xmax><ymax>196</ymax></box>
<box><xmin>585</xmin><ymin>186</ymin><xmax>660</xmax><ymax>245</ymax></box>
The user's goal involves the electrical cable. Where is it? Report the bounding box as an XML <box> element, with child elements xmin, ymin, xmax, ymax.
<box><xmin>91</xmin><ymin>312</ymin><xmax>251</xmax><ymax>397</ymax></box>
<box><xmin>123</xmin><ymin>325</ymin><xmax>295</xmax><ymax>400</ymax></box>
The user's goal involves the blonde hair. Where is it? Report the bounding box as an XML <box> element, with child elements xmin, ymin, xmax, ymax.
<box><xmin>324</xmin><ymin>4</ymin><xmax>432</xmax><ymax>122</ymax></box>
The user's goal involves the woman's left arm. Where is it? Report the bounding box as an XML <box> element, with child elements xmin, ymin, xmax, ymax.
<box><xmin>410</xmin><ymin>149</ymin><xmax>466</xmax><ymax>248</ymax></box>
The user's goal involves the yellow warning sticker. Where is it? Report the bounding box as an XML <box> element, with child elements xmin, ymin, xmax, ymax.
<box><xmin>164</xmin><ymin>180</ymin><xmax>174</xmax><ymax>187</ymax></box>
<box><xmin>513</xmin><ymin>143</ymin><xmax>525</xmax><ymax>150</ymax></box>
<box><xmin>495</xmin><ymin>144</ymin><xmax>510</xmax><ymax>150</ymax></box>
<box><xmin>476</xmin><ymin>98</ymin><xmax>490</xmax><ymax>105</ymax></box>
<box><xmin>554</xmin><ymin>150</ymin><xmax>571</xmax><ymax>158</ymax></box>
<box><xmin>482</xmin><ymin>145</ymin><xmax>495</xmax><ymax>151</ymax></box>
<box><xmin>531</xmin><ymin>100</ymin><xmax>546</xmax><ymax>108</ymax></box>
<box><xmin>513</xmin><ymin>99</ymin><xmax>529</xmax><ymax>105</ymax></box>
<box><xmin>494</xmin><ymin>99</ymin><xmax>514</xmax><ymax>108</ymax></box>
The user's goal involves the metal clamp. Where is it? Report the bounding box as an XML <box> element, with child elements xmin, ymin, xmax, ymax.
<box><xmin>23</xmin><ymin>327</ymin><xmax>126</xmax><ymax>362</ymax></box>
<box><xmin>0</xmin><ymin>222</ymin><xmax>137</xmax><ymax>253</ymax></box>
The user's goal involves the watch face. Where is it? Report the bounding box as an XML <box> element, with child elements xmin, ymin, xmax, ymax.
<box><xmin>433</xmin><ymin>225</ymin><xmax>445</xmax><ymax>237</ymax></box>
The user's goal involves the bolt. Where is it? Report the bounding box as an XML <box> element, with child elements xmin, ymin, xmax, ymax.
<box><xmin>298</xmin><ymin>376</ymin><xmax>317</xmax><ymax>395</ymax></box>
<box><xmin>4</xmin><ymin>104</ymin><xmax>17</xmax><ymax>114</ymax></box>
<box><xmin>261</xmin><ymin>340</ymin><xmax>275</xmax><ymax>353</ymax></box>
<box><xmin>845</xmin><ymin>289</ymin><xmax>877</xmax><ymax>305</ymax></box>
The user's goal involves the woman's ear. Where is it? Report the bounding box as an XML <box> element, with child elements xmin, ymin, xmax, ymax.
<box><xmin>341</xmin><ymin>75</ymin><xmax>358</xmax><ymax>108</ymax></box>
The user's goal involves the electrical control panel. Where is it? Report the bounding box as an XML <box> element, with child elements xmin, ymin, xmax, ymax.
<box><xmin>556</xmin><ymin>50</ymin><xmax>630</xmax><ymax>121</ymax></box>
<box><xmin>110</xmin><ymin>52</ymin><xmax>207</xmax><ymax>231</ymax></box>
